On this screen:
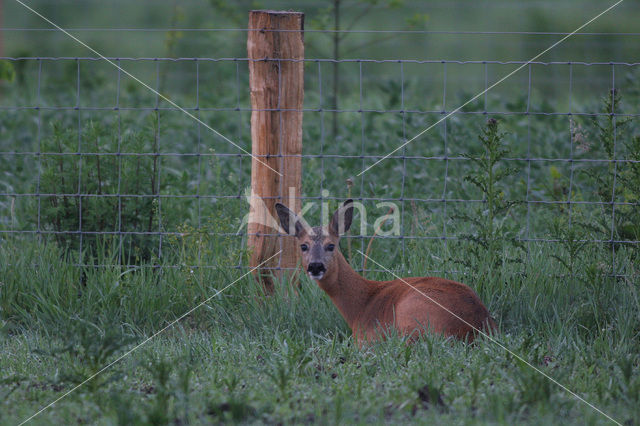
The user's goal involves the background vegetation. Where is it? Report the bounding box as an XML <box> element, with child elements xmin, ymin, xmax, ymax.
<box><xmin>1</xmin><ymin>0</ymin><xmax>639</xmax><ymax>424</ymax></box>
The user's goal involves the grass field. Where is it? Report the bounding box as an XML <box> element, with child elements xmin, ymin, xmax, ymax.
<box><xmin>1</xmin><ymin>234</ymin><xmax>639</xmax><ymax>424</ymax></box>
<box><xmin>2</xmin><ymin>1</ymin><xmax>640</xmax><ymax>424</ymax></box>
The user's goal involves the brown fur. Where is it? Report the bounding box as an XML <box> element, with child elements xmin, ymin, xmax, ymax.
<box><xmin>275</xmin><ymin>201</ymin><xmax>497</xmax><ymax>345</ymax></box>
<box><xmin>320</xmin><ymin>250</ymin><xmax>496</xmax><ymax>344</ymax></box>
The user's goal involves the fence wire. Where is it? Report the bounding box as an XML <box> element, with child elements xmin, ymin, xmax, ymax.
<box><xmin>1</xmin><ymin>34</ymin><xmax>639</xmax><ymax>278</ymax></box>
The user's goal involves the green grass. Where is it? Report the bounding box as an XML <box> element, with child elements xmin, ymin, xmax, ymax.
<box><xmin>0</xmin><ymin>232</ymin><xmax>639</xmax><ymax>424</ymax></box>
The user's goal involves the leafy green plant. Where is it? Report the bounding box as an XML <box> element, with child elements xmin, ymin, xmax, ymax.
<box><xmin>453</xmin><ymin>118</ymin><xmax>523</xmax><ymax>272</ymax></box>
<box><xmin>586</xmin><ymin>89</ymin><xmax>639</xmax><ymax>260</ymax></box>
<box><xmin>143</xmin><ymin>354</ymin><xmax>174</xmax><ymax>424</ymax></box>
<box><xmin>108</xmin><ymin>390</ymin><xmax>145</xmax><ymax>425</ymax></box>
<box><xmin>38</xmin><ymin>115</ymin><xmax>187</xmax><ymax>262</ymax></box>
<box><xmin>0</xmin><ymin>60</ymin><xmax>16</xmax><ymax>83</ymax></box>
<box><xmin>136</xmin><ymin>352</ymin><xmax>197</xmax><ymax>424</ymax></box>
<box><xmin>33</xmin><ymin>318</ymin><xmax>134</xmax><ymax>394</ymax></box>
<box><xmin>616</xmin><ymin>134</ymin><xmax>640</xmax><ymax>251</ymax></box>
<box><xmin>549</xmin><ymin>214</ymin><xmax>598</xmax><ymax>278</ymax></box>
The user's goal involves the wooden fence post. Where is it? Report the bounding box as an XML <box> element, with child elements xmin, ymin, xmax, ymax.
<box><xmin>247</xmin><ymin>10</ymin><xmax>304</xmax><ymax>293</ymax></box>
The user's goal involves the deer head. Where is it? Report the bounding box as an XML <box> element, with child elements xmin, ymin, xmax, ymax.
<box><xmin>275</xmin><ymin>199</ymin><xmax>353</xmax><ymax>280</ymax></box>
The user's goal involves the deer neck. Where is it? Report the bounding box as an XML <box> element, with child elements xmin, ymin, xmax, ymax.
<box><xmin>317</xmin><ymin>251</ymin><xmax>380</xmax><ymax>330</ymax></box>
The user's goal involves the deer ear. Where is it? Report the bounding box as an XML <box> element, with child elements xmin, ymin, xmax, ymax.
<box><xmin>275</xmin><ymin>203</ymin><xmax>304</xmax><ymax>237</ymax></box>
<box><xmin>329</xmin><ymin>199</ymin><xmax>354</xmax><ymax>236</ymax></box>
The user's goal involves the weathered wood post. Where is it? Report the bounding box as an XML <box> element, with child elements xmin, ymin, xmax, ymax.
<box><xmin>247</xmin><ymin>10</ymin><xmax>304</xmax><ymax>293</ymax></box>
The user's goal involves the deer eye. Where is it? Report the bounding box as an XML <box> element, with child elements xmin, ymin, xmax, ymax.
<box><xmin>300</xmin><ymin>244</ymin><xmax>309</xmax><ymax>252</ymax></box>
<box><xmin>326</xmin><ymin>244</ymin><xmax>335</xmax><ymax>252</ymax></box>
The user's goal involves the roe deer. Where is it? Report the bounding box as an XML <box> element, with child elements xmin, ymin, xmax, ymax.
<box><xmin>275</xmin><ymin>199</ymin><xmax>497</xmax><ymax>345</ymax></box>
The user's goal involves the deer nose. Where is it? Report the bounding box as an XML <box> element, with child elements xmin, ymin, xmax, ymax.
<box><xmin>307</xmin><ymin>262</ymin><xmax>326</xmax><ymax>275</ymax></box>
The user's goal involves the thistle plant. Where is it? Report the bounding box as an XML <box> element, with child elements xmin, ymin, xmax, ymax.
<box><xmin>453</xmin><ymin>118</ymin><xmax>523</xmax><ymax>272</ymax></box>
<box><xmin>586</xmin><ymin>90</ymin><xmax>639</xmax><ymax>260</ymax></box>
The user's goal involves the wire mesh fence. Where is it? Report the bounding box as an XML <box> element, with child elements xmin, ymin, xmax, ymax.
<box><xmin>1</xmin><ymin>29</ymin><xmax>639</xmax><ymax>279</ymax></box>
